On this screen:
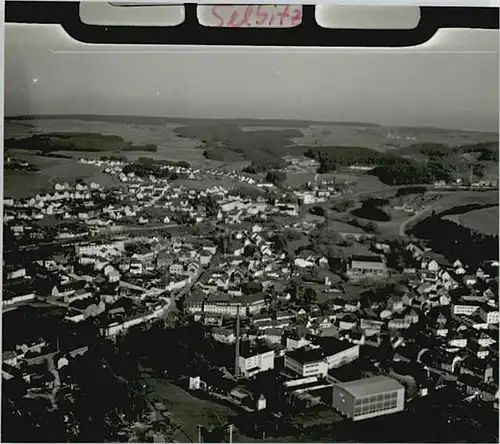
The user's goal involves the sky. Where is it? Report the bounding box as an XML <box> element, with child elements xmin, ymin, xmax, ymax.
<box><xmin>4</xmin><ymin>24</ymin><xmax>499</xmax><ymax>133</ymax></box>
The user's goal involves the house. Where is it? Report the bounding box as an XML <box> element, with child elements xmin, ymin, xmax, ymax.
<box><xmin>448</xmin><ymin>333</ymin><xmax>468</xmax><ymax>349</ymax></box>
<box><xmin>294</xmin><ymin>253</ymin><xmax>316</xmax><ymax>269</ymax></box>
<box><xmin>2</xmin><ymin>351</ymin><xmax>18</xmax><ymax>367</ymax></box>
<box><xmin>406</xmin><ymin>243</ymin><xmax>425</xmax><ymax>259</ymax></box>
<box><xmin>169</xmin><ymin>263</ymin><xmax>184</xmax><ymax>275</ymax></box>
<box><xmin>187</xmin><ymin>261</ymin><xmax>200</xmax><ymax>276</ymax></box>
<box><xmin>460</xmin><ymin>357</ymin><xmax>495</xmax><ymax>383</ymax></box>
<box><xmin>387</xmin><ymin>296</ymin><xmax>404</xmax><ymax>313</ymax></box>
<box><xmin>286</xmin><ymin>333</ymin><xmax>312</xmax><ymax>351</ymax></box>
<box><xmin>452</xmin><ymin>302</ymin><xmax>480</xmax><ymax>316</ymax></box>
<box><xmin>65</xmin><ymin>288</ymin><xmax>92</xmax><ymax>304</ymax></box>
<box><xmin>157</xmin><ymin>250</ymin><xmax>174</xmax><ymax>268</ymax></box>
<box><xmin>426</xmin><ymin>260</ymin><xmax>440</xmax><ymax>272</ymax></box>
<box><xmin>256</xmin><ymin>394</ymin><xmax>267</xmax><ymax>411</ymax></box>
<box><xmin>318</xmin><ymin>257</ymin><xmax>329</xmax><ymax>268</ymax></box>
<box><xmin>480</xmin><ymin>306</ymin><xmax>499</xmax><ymax>324</ymax></box>
<box><xmin>260</xmin><ymin>328</ymin><xmax>283</xmax><ymax>345</ymax></box>
<box><xmin>212</xmin><ymin>327</ymin><xmax>236</xmax><ymax>344</ymax></box>
<box><xmin>463</xmin><ymin>275</ymin><xmax>478</xmax><ymax>287</ymax></box>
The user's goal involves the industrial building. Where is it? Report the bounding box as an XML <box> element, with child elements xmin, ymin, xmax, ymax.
<box><xmin>346</xmin><ymin>255</ymin><xmax>388</xmax><ymax>279</ymax></box>
<box><xmin>285</xmin><ymin>340</ymin><xmax>360</xmax><ymax>378</ymax></box>
<box><xmin>332</xmin><ymin>376</ymin><xmax>405</xmax><ymax>421</ymax></box>
<box><xmin>285</xmin><ymin>347</ymin><xmax>329</xmax><ymax>378</ymax></box>
<box><xmin>238</xmin><ymin>343</ymin><xmax>275</xmax><ymax>378</ymax></box>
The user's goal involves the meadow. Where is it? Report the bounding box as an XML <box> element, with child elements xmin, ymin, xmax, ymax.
<box><xmin>445</xmin><ymin>205</ymin><xmax>499</xmax><ymax>236</ymax></box>
<box><xmin>144</xmin><ymin>377</ymin><xmax>237</xmax><ymax>442</ymax></box>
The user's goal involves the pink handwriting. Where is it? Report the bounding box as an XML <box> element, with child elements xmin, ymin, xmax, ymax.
<box><xmin>210</xmin><ymin>5</ymin><xmax>303</xmax><ymax>28</ymax></box>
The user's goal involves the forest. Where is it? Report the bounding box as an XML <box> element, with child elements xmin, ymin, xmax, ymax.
<box><xmin>5</xmin><ymin>133</ymin><xmax>158</xmax><ymax>154</ymax></box>
<box><xmin>410</xmin><ymin>211</ymin><xmax>499</xmax><ymax>267</ymax></box>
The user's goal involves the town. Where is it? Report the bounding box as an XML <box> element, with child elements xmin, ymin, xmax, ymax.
<box><xmin>2</xmin><ymin>154</ymin><xmax>499</xmax><ymax>443</ymax></box>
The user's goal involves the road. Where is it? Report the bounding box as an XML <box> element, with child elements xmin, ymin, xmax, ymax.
<box><xmin>11</xmin><ymin>223</ymin><xmax>179</xmax><ymax>252</ymax></box>
<box><xmin>398</xmin><ymin>205</ymin><xmax>433</xmax><ymax>237</ymax></box>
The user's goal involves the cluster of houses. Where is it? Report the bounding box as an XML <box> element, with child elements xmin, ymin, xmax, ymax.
<box><xmin>3</xmin><ymin>154</ymin><xmax>499</xmax><ymax>430</ymax></box>
<box><xmin>183</xmin><ymin>235</ymin><xmax>499</xmax><ymax>414</ymax></box>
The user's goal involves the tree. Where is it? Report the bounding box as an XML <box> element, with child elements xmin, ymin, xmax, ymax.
<box><xmin>266</xmin><ymin>170</ymin><xmax>287</xmax><ymax>185</ymax></box>
<box><xmin>242</xmin><ymin>280</ymin><xmax>263</xmax><ymax>295</ymax></box>
<box><xmin>303</xmin><ymin>288</ymin><xmax>317</xmax><ymax>305</ymax></box>
<box><xmin>310</xmin><ymin>205</ymin><xmax>326</xmax><ymax>216</ymax></box>
<box><xmin>244</xmin><ymin>244</ymin><xmax>258</xmax><ymax>258</ymax></box>
<box><xmin>365</xmin><ymin>221</ymin><xmax>380</xmax><ymax>234</ymax></box>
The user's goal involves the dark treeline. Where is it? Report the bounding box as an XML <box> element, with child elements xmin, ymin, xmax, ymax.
<box><xmin>136</xmin><ymin>157</ymin><xmax>190</xmax><ymax>169</ymax></box>
<box><xmin>369</xmin><ymin>164</ymin><xmax>435</xmax><ymax>186</ymax></box>
<box><xmin>266</xmin><ymin>170</ymin><xmax>287</xmax><ymax>184</ymax></box>
<box><xmin>122</xmin><ymin>158</ymin><xmax>190</xmax><ymax>179</ymax></box>
<box><xmin>177</xmin><ymin>123</ymin><xmax>301</xmax><ymax>172</ymax></box>
<box><xmin>203</xmin><ymin>147</ymin><xmax>244</xmax><ymax>162</ymax></box>
<box><xmin>5</xmin><ymin>133</ymin><xmax>158</xmax><ymax>154</ymax></box>
<box><xmin>410</xmin><ymin>213</ymin><xmax>498</xmax><ymax>267</ymax></box>
<box><xmin>242</xmin><ymin>158</ymin><xmax>287</xmax><ymax>174</ymax></box>
<box><xmin>304</xmin><ymin>145</ymin><xmax>403</xmax><ymax>172</ymax></box>
<box><xmin>439</xmin><ymin>203</ymin><xmax>498</xmax><ymax>218</ymax></box>
<box><xmin>100</xmin><ymin>155</ymin><xmax>128</xmax><ymax>162</ymax></box>
<box><xmin>395</xmin><ymin>186</ymin><xmax>428</xmax><ymax>197</ymax></box>
<box><xmin>306</xmin><ymin>140</ymin><xmax>498</xmax><ymax>185</ymax></box>
<box><xmin>4</xmin><ymin>160</ymin><xmax>40</xmax><ymax>172</ymax></box>
<box><xmin>304</xmin><ymin>146</ymin><xmax>441</xmax><ymax>184</ymax></box>
<box><xmin>402</xmin><ymin>141</ymin><xmax>499</xmax><ymax>160</ymax></box>
<box><xmin>455</xmin><ymin>141</ymin><xmax>499</xmax><ymax>162</ymax></box>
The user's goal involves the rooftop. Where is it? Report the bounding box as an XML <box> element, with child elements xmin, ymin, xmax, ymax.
<box><xmin>351</xmin><ymin>255</ymin><xmax>384</xmax><ymax>264</ymax></box>
<box><xmin>335</xmin><ymin>376</ymin><xmax>404</xmax><ymax>398</ymax></box>
<box><xmin>286</xmin><ymin>347</ymin><xmax>325</xmax><ymax>364</ymax></box>
<box><xmin>313</xmin><ymin>338</ymin><xmax>357</xmax><ymax>356</ymax></box>
<box><xmin>240</xmin><ymin>342</ymin><xmax>273</xmax><ymax>358</ymax></box>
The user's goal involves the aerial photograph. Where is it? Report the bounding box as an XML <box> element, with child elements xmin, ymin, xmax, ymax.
<box><xmin>2</xmin><ymin>21</ymin><xmax>499</xmax><ymax>444</ymax></box>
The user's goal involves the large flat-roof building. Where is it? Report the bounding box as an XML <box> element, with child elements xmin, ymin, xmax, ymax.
<box><xmin>285</xmin><ymin>348</ymin><xmax>328</xmax><ymax>378</ymax></box>
<box><xmin>285</xmin><ymin>340</ymin><xmax>360</xmax><ymax>378</ymax></box>
<box><xmin>332</xmin><ymin>376</ymin><xmax>405</xmax><ymax>421</ymax></box>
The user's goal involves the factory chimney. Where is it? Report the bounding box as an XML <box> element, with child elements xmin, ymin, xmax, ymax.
<box><xmin>234</xmin><ymin>304</ymin><xmax>241</xmax><ymax>378</ymax></box>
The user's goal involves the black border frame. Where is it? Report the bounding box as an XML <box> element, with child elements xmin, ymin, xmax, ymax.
<box><xmin>5</xmin><ymin>2</ymin><xmax>500</xmax><ymax>47</ymax></box>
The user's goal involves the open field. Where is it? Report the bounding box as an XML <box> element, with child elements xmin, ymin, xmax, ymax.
<box><xmin>326</xmin><ymin>219</ymin><xmax>366</xmax><ymax>234</ymax></box>
<box><xmin>242</xmin><ymin>122</ymin><xmax>498</xmax><ymax>152</ymax></box>
<box><xmin>444</xmin><ymin>205</ymin><xmax>499</xmax><ymax>236</ymax></box>
<box><xmin>285</xmin><ymin>170</ymin><xmax>386</xmax><ymax>192</ymax></box>
<box><xmin>7</xmin><ymin>116</ymin><xmax>497</xmax><ymax>165</ymax></box>
<box><xmin>4</xmin><ymin>150</ymin><xmax>123</xmax><ymax>198</ymax></box>
<box><xmin>144</xmin><ymin>377</ymin><xmax>237</xmax><ymax>442</ymax></box>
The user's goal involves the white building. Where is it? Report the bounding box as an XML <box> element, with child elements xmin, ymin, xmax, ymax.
<box><xmin>284</xmin><ymin>347</ymin><xmax>328</xmax><ymax>378</ymax></box>
<box><xmin>332</xmin><ymin>376</ymin><xmax>405</xmax><ymax>421</ymax></box>
<box><xmin>238</xmin><ymin>344</ymin><xmax>275</xmax><ymax>378</ymax></box>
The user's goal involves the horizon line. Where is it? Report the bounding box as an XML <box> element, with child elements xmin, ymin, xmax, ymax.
<box><xmin>5</xmin><ymin>113</ymin><xmax>498</xmax><ymax>135</ymax></box>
